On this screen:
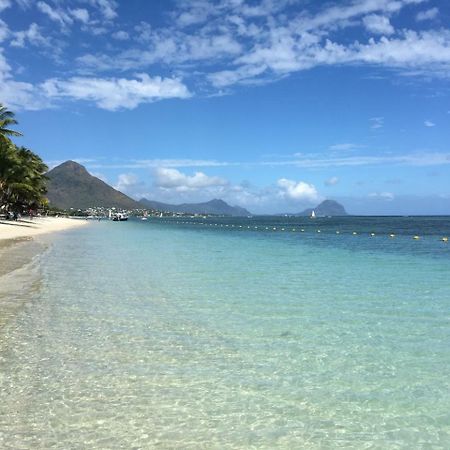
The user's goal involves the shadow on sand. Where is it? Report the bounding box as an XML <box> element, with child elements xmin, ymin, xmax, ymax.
<box><xmin>0</xmin><ymin>220</ymin><xmax>37</xmax><ymax>229</ymax></box>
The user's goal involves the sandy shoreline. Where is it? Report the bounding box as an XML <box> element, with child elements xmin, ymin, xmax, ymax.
<box><xmin>0</xmin><ymin>217</ymin><xmax>89</xmax><ymax>328</ymax></box>
<box><xmin>0</xmin><ymin>216</ymin><xmax>89</xmax><ymax>242</ymax></box>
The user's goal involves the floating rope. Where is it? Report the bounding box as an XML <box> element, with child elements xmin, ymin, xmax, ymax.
<box><xmin>157</xmin><ymin>220</ymin><xmax>448</xmax><ymax>242</ymax></box>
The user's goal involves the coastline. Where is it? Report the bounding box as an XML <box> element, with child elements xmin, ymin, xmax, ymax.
<box><xmin>0</xmin><ymin>216</ymin><xmax>88</xmax><ymax>242</ymax></box>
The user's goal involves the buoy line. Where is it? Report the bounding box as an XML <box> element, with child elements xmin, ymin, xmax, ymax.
<box><xmin>155</xmin><ymin>220</ymin><xmax>448</xmax><ymax>242</ymax></box>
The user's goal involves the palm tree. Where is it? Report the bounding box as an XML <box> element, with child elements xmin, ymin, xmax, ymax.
<box><xmin>0</xmin><ymin>103</ymin><xmax>23</xmax><ymax>143</ymax></box>
<box><xmin>0</xmin><ymin>106</ymin><xmax>48</xmax><ymax>215</ymax></box>
<box><xmin>0</xmin><ymin>138</ymin><xmax>19</xmax><ymax>212</ymax></box>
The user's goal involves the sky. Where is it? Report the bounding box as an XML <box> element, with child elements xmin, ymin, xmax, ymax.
<box><xmin>0</xmin><ymin>0</ymin><xmax>449</xmax><ymax>215</ymax></box>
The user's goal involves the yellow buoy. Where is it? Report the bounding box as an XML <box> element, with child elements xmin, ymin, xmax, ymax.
<box><xmin>413</xmin><ymin>235</ymin><xmax>420</xmax><ymax>240</ymax></box>
<box><xmin>442</xmin><ymin>237</ymin><xmax>448</xmax><ymax>242</ymax></box>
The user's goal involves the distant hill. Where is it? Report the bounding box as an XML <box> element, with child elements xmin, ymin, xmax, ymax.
<box><xmin>140</xmin><ymin>198</ymin><xmax>251</xmax><ymax>216</ymax></box>
<box><xmin>46</xmin><ymin>161</ymin><xmax>141</xmax><ymax>209</ymax></box>
<box><xmin>297</xmin><ymin>200</ymin><xmax>348</xmax><ymax>216</ymax></box>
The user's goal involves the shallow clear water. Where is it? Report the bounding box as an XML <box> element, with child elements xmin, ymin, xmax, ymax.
<box><xmin>0</xmin><ymin>217</ymin><xmax>450</xmax><ymax>448</ymax></box>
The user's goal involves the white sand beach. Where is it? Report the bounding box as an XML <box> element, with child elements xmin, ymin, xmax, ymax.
<box><xmin>0</xmin><ymin>217</ymin><xmax>88</xmax><ymax>241</ymax></box>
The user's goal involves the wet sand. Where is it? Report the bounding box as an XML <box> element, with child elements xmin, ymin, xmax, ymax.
<box><xmin>0</xmin><ymin>217</ymin><xmax>89</xmax><ymax>328</ymax></box>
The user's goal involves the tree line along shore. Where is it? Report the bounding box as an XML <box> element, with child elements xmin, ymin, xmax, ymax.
<box><xmin>0</xmin><ymin>104</ymin><xmax>48</xmax><ymax>219</ymax></box>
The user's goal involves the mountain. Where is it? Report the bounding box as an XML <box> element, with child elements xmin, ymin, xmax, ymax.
<box><xmin>139</xmin><ymin>198</ymin><xmax>251</xmax><ymax>216</ymax></box>
<box><xmin>297</xmin><ymin>200</ymin><xmax>348</xmax><ymax>216</ymax></box>
<box><xmin>46</xmin><ymin>161</ymin><xmax>141</xmax><ymax>209</ymax></box>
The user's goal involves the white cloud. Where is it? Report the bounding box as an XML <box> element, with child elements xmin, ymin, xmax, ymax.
<box><xmin>353</xmin><ymin>30</ymin><xmax>450</xmax><ymax>69</ymax></box>
<box><xmin>277</xmin><ymin>178</ymin><xmax>320</xmax><ymax>203</ymax></box>
<box><xmin>17</xmin><ymin>0</ymin><xmax>441</xmax><ymax>98</ymax></box>
<box><xmin>329</xmin><ymin>143</ymin><xmax>362</xmax><ymax>151</ymax></box>
<box><xmin>325</xmin><ymin>176</ymin><xmax>339</xmax><ymax>186</ymax></box>
<box><xmin>0</xmin><ymin>50</ymin><xmax>46</xmax><ymax>110</ymax></box>
<box><xmin>112</xmin><ymin>30</ymin><xmax>129</xmax><ymax>40</ymax></box>
<box><xmin>131</xmin><ymin>159</ymin><xmax>228</xmax><ymax>168</ymax></box>
<box><xmin>370</xmin><ymin>117</ymin><xmax>384</xmax><ymax>129</ymax></box>
<box><xmin>154</xmin><ymin>167</ymin><xmax>228</xmax><ymax>191</ymax></box>
<box><xmin>78</xmin><ymin>28</ymin><xmax>242</xmax><ymax>73</ymax></box>
<box><xmin>0</xmin><ymin>42</ymin><xmax>190</xmax><ymax>111</ymax></box>
<box><xmin>363</xmin><ymin>15</ymin><xmax>394</xmax><ymax>35</ymax></box>
<box><xmin>369</xmin><ymin>191</ymin><xmax>395</xmax><ymax>201</ymax></box>
<box><xmin>14</xmin><ymin>0</ymin><xmax>32</xmax><ymax>8</ymax></box>
<box><xmin>0</xmin><ymin>0</ymin><xmax>11</xmax><ymax>12</ymax></box>
<box><xmin>176</xmin><ymin>4</ymin><xmax>214</xmax><ymax>27</ymax></box>
<box><xmin>424</xmin><ymin>120</ymin><xmax>435</xmax><ymax>127</ymax></box>
<box><xmin>70</xmin><ymin>8</ymin><xmax>90</xmax><ymax>24</ymax></box>
<box><xmin>134</xmin><ymin>21</ymin><xmax>152</xmax><ymax>41</ymax></box>
<box><xmin>219</xmin><ymin>28</ymin><xmax>450</xmax><ymax>87</ymax></box>
<box><xmin>416</xmin><ymin>7</ymin><xmax>438</xmax><ymax>22</ymax></box>
<box><xmin>114</xmin><ymin>173</ymin><xmax>143</xmax><ymax>193</ymax></box>
<box><xmin>208</xmin><ymin>65</ymin><xmax>267</xmax><ymax>88</ymax></box>
<box><xmin>109</xmin><ymin>169</ymin><xmax>322</xmax><ymax>213</ymax></box>
<box><xmin>0</xmin><ymin>18</ymin><xmax>9</xmax><ymax>42</ymax></box>
<box><xmin>82</xmin><ymin>150</ymin><xmax>450</xmax><ymax>174</ymax></box>
<box><xmin>291</xmin><ymin>0</ymin><xmax>423</xmax><ymax>32</ymax></box>
<box><xmin>37</xmin><ymin>1</ymin><xmax>73</xmax><ymax>27</ymax></box>
<box><xmin>87</xmin><ymin>0</ymin><xmax>118</xmax><ymax>20</ymax></box>
<box><xmin>262</xmin><ymin>152</ymin><xmax>450</xmax><ymax>168</ymax></box>
<box><xmin>10</xmin><ymin>23</ymin><xmax>49</xmax><ymax>48</ymax></box>
<box><xmin>4</xmin><ymin>0</ymin><xmax>450</xmax><ymax>109</ymax></box>
<box><xmin>41</xmin><ymin>73</ymin><xmax>191</xmax><ymax>110</ymax></box>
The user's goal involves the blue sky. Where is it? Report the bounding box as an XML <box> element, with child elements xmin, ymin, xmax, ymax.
<box><xmin>1</xmin><ymin>0</ymin><xmax>449</xmax><ymax>214</ymax></box>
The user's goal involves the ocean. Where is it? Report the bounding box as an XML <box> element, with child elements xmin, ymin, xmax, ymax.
<box><xmin>1</xmin><ymin>216</ymin><xmax>449</xmax><ymax>448</ymax></box>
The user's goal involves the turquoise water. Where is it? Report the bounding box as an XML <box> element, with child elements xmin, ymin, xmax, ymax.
<box><xmin>1</xmin><ymin>217</ymin><xmax>450</xmax><ymax>448</ymax></box>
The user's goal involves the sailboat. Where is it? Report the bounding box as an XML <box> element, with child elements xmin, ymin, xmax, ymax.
<box><xmin>310</xmin><ymin>210</ymin><xmax>316</xmax><ymax>219</ymax></box>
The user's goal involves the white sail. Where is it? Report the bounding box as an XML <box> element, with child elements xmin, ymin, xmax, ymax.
<box><xmin>311</xmin><ymin>210</ymin><xmax>316</xmax><ymax>218</ymax></box>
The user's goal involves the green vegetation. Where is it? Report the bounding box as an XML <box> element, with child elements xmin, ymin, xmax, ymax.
<box><xmin>0</xmin><ymin>104</ymin><xmax>48</xmax><ymax>216</ymax></box>
<box><xmin>46</xmin><ymin>160</ymin><xmax>141</xmax><ymax>210</ymax></box>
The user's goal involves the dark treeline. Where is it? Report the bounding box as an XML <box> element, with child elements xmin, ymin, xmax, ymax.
<box><xmin>0</xmin><ymin>104</ymin><xmax>48</xmax><ymax>216</ymax></box>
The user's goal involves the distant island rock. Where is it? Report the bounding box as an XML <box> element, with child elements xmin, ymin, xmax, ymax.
<box><xmin>46</xmin><ymin>161</ymin><xmax>141</xmax><ymax>210</ymax></box>
<box><xmin>139</xmin><ymin>198</ymin><xmax>251</xmax><ymax>216</ymax></box>
<box><xmin>297</xmin><ymin>200</ymin><xmax>348</xmax><ymax>216</ymax></box>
